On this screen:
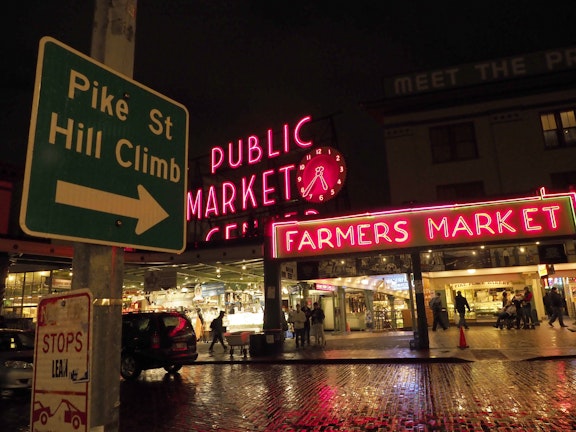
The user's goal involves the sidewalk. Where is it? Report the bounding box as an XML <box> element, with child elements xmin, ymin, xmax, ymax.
<box><xmin>194</xmin><ymin>321</ymin><xmax>576</xmax><ymax>364</ymax></box>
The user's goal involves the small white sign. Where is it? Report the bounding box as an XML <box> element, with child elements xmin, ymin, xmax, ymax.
<box><xmin>31</xmin><ymin>289</ymin><xmax>92</xmax><ymax>432</ymax></box>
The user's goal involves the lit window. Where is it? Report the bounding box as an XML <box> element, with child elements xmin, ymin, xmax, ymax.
<box><xmin>540</xmin><ymin>109</ymin><xmax>576</xmax><ymax>149</ymax></box>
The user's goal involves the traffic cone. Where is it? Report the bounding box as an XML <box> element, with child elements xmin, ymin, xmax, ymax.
<box><xmin>458</xmin><ymin>326</ymin><xmax>469</xmax><ymax>349</ymax></box>
<box><xmin>345</xmin><ymin>321</ymin><xmax>351</xmax><ymax>333</ymax></box>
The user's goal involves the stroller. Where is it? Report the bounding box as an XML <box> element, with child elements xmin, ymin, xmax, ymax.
<box><xmin>494</xmin><ymin>304</ymin><xmax>517</xmax><ymax>329</ymax></box>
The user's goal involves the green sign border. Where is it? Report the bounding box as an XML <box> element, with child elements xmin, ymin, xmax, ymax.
<box><xmin>21</xmin><ymin>37</ymin><xmax>188</xmax><ymax>253</ymax></box>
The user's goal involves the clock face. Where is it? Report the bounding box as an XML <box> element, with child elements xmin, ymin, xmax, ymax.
<box><xmin>296</xmin><ymin>147</ymin><xmax>346</xmax><ymax>203</ymax></box>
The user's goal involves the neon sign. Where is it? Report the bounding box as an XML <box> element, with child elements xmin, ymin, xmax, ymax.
<box><xmin>186</xmin><ymin>115</ymin><xmax>347</xmax><ymax>241</ymax></box>
<box><xmin>271</xmin><ymin>190</ymin><xmax>576</xmax><ymax>259</ymax></box>
<box><xmin>297</xmin><ymin>147</ymin><xmax>346</xmax><ymax>203</ymax></box>
<box><xmin>187</xmin><ymin>116</ymin><xmax>312</xmax><ymax>222</ymax></box>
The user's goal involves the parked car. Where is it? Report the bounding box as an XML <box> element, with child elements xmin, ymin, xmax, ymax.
<box><xmin>121</xmin><ymin>310</ymin><xmax>198</xmax><ymax>380</ymax></box>
<box><xmin>0</xmin><ymin>328</ymin><xmax>35</xmax><ymax>397</ymax></box>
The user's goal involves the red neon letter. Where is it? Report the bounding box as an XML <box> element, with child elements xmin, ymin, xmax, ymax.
<box><xmin>187</xmin><ymin>189</ymin><xmax>203</xmax><ymax>221</ymax></box>
<box><xmin>221</xmin><ymin>182</ymin><xmax>236</xmax><ymax>215</ymax></box>
<box><xmin>262</xmin><ymin>169</ymin><xmax>276</xmax><ymax>205</ymax></box>
<box><xmin>228</xmin><ymin>140</ymin><xmax>242</xmax><ymax>169</ymax></box>
<box><xmin>211</xmin><ymin>147</ymin><xmax>224</xmax><ymax>174</ymax></box>
<box><xmin>247</xmin><ymin>135</ymin><xmax>263</xmax><ymax>165</ymax></box>
<box><xmin>294</xmin><ymin>115</ymin><xmax>313</xmax><ymax>148</ymax></box>
<box><xmin>204</xmin><ymin>186</ymin><xmax>219</xmax><ymax>218</ymax></box>
<box><xmin>241</xmin><ymin>175</ymin><xmax>257</xmax><ymax>210</ymax></box>
<box><xmin>267</xmin><ymin>129</ymin><xmax>280</xmax><ymax>158</ymax></box>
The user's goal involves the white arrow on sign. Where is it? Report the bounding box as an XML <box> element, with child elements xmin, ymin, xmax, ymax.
<box><xmin>55</xmin><ymin>180</ymin><xmax>169</xmax><ymax>235</ymax></box>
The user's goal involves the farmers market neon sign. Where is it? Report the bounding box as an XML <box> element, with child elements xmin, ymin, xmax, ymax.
<box><xmin>271</xmin><ymin>189</ymin><xmax>576</xmax><ymax>259</ymax></box>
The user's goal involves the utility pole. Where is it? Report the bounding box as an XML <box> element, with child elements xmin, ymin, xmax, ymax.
<box><xmin>70</xmin><ymin>1</ymin><xmax>137</xmax><ymax>430</ymax></box>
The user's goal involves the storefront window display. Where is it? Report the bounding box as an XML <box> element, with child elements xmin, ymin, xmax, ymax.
<box><xmin>3</xmin><ymin>270</ymin><xmax>66</xmax><ymax>325</ymax></box>
<box><xmin>445</xmin><ymin>281</ymin><xmax>525</xmax><ymax>322</ymax></box>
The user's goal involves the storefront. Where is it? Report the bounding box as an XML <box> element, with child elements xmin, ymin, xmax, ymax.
<box><xmin>270</xmin><ymin>188</ymin><xmax>576</xmax><ymax>344</ymax></box>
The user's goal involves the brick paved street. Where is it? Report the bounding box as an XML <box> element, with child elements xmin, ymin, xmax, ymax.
<box><xmin>117</xmin><ymin>360</ymin><xmax>576</xmax><ymax>431</ymax></box>
<box><xmin>3</xmin><ymin>324</ymin><xmax>576</xmax><ymax>431</ymax></box>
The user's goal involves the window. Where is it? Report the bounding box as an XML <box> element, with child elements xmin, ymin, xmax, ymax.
<box><xmin>430</xmin><ymin>122</ymin><xmax>478</xmax><ymax>163</ymax></box>
<box><xmin>437</xmin><ymin>181</ymin><xmax>484</xmax><ymax>201</ymax></box>
<box><xmin>540</xmin><ymin>109</ymin><xmax>576</xmax><ymax>149</ymax></box>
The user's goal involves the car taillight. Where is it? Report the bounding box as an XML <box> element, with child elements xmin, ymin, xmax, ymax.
<box><xmin>151</xmin><ymin>331</ymin><xmax>160</xmax><ymax>349</ymax></box>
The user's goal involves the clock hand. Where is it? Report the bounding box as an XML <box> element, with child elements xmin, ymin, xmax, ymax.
<box><xmin>302</xmin><ymin>167</ymin><xmax>328</xmax><ymax>196</ymax></box>
<box><xmin>318</xmin><ymin>172</ymin><xmax>328</xmax><ymax>191</ymax></box>
<box><xmin>302</xmin><ymin>174</ymin><xmax>319</xmax><ymax>196</ymax></box>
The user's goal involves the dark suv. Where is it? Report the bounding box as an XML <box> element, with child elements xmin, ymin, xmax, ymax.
<box><xmin>121</xmin><ymin>311</ymin><xmax>198</xmax><ymax>380</ymax></box>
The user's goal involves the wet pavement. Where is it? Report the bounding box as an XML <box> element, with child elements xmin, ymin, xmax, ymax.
<box><xmin>199</xmin><ymin>320</ymin><xmax>576</xmax><ymax>364</ymax></box>
<box><xmin>3</xmin><ymin>321</ymin><xmax>576</xmax><ymax>431</ymax></box>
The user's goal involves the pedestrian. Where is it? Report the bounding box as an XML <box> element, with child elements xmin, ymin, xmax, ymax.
<box><xmin>493</xmin><ymin>302</ymin><xmax>517</xmax><ymax>329</ymax></box>
<box><xmin>195</xmin><ymin>308</ymin><xmax>206</xmax><ymax>342</ymax></box>
<box><xmin>429</xmin><ymin>292</ymin><xmax>447</xmax><ymax>331</ymax></box>
<box><xmin>209</xmin><ymin>311</ymin><xmax>227</xmax><ymax>352</ymax></box>
<box><xmin>548</xmin><ymin>287</ymin><xmax>568</xmax><ymax>327</ymax></box>
<box><xmin>543</xmin><ymin>290</ymin><xmax>553</xmax><ymax>318</ymax></box>
<box><xmin>502</xmin><ymin>290</ymin><xmax>509</xmax><ymax>308</ymax></box>
<box><xmin>301</xmin><ymin>303</ymin><xmax>312</xmax><ymax>346</ymax></box>
<box><xmin>510</xmin><ymin>290</ymin><xmax>524</xmax><ymax>329</ymax></box>
<box><xmin>310</xmin><ymin>302</ymin><xmax>326</xmax><ymax>345</ymax></box>
<box><xmin>454</xmin><ymin>291</ymin><xmax>471</xmax><ymax>329</ymax></box>
<box><xmin>521</xmin><ymin>286</ymin><xmax>535</xmax><ymax>329</ymax></box>
<box><xmin>290</xmin><ymin>303</ymin><xmax>307</xmax><ymax>348</ymax></box>
<box><xmin>365</xmin><ymin>309</ymin><xmax>373</xmax><ymax>332</ymax></box>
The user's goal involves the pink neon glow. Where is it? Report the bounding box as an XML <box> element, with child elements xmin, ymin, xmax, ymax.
<box><xmin>188</xmin><ymin>164</ymin><xmax>297</xmax><ymax>219</ymax></box>
<box><xmin>228</xmin><ymin>141</ymin><xmax>243</xmax><ymax>169</ymax></box>
<box><xmin>204</xmin><ymin>186</ymin><xmax>219</xmax><ymax>218</ymax></box>
<box><xmin>205</xmin><ymin>227</ymin><xmax>219</xmax><ymax>241</ymax></box>
<box><xmin>211</xmin><ymin>147</ymin><xmax>224</xmax><ymax>174</ymax></box>
<box><xmin>271</xmin><ymin>191</ymin><xmax>576</xmax><ymax>259</ymax></box>
<box><xmin>241</xmin><ymin>175</ymin><xmax>258</xmax><ymax>211</ymax></box>
<box><xmin>225</xmin><ymin>223</ymin><xmax>238</xmax><ymax>238</ymax></box>
<box><xmin>278</xmin><ymin>165</ymin><xmax>295</xmax><ymax>200</ymax></box>
<box><xmin>267</xmin><ymin>129</ymin><xmax>279</xmax><ymax>158</ymax></box>
<box><xmin>221</xmin><ymin>181</ymin><xmax>236</xmax><ymax>215</ymax></box>
<box><xmin>248</xmin><ymin>136</ymin><xmax>263</xmax><ymax>165</ymax></box>
<box><xmin>294</xmin><ymin>116</ymin><xmax>313</xmax><ymax>148</ymax></box>
<box><xmin>202</xmin><ymin>219</ymin><xmax>261</xmax><ymax>241</ymax></box>
<box><xmin>209</xmin><ymin>115</ymin><xmax>313</xmax><ymax>175</ymax></box>
<box><xmin>262</xmin><ymin>169</ymin><xmax>275</xmax><ymax>206</ymax></box>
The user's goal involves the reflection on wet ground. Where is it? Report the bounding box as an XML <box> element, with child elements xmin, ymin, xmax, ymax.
<box><xmin>119</xmin><ymin>360</ymin><xmax>576</xmax><ymax>431</ymax></box>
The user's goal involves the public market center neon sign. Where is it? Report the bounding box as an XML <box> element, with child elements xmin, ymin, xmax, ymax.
<box><xmin>271</xmin><ymin>189</ymin><xmax>576</xmax><ymax>259</ymax></box>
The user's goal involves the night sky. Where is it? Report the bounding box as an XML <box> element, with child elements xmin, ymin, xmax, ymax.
<box><xmin>3</xmin><ymin>0</ymin><xmax>576</xmax><ymax>209</ymax></box>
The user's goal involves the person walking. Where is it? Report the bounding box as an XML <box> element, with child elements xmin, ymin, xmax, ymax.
<box><xmin>209</xmin><ymin>311</ymin><xmax>227</xmax><ymax>352</ymax></box>
<box><xmin>310</xmin><ymin>302</ymin><xmax>326</xmax><ymax>345</ymax></box>
<box><xmin>543</xmin><ymin>290</ymin><xmax>553</xmax><ymax>318</ymax></box>
<box><xmin>521</xmin><ymin>286</ymin><xmax>535</xmax><ymax>329</ymax></box>
<box><xmin>429</xmin><ymin>292</ymin><xmax>447</xmax><ymax>331</ymax></box>
<box><xmin>290</xmin><ymin>304</ymin><xmax>307</xmax><ymax>348</ymax></box>
<box><xmin>454</xmin><ymin>291</ymin><xmax>471</xmax><ymax>329</ymax></box>
<box><xmin>548</xmin><ymin>287</ymin><xmax>568</xmax><ymax>328</ymax></box>
<box><xmin>301</xmin><ymin>303</ymin><xmax>312</xmax><ymax>346</ymax></box>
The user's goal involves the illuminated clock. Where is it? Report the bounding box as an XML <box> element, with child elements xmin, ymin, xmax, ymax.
<box><xmin>297</xmin><ymin>146</ymin><xmax>346</xmax><ymax>203</ymax></box>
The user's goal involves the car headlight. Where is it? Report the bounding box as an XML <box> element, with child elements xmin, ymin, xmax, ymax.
<box><xmin>4</xmin><ymin>360</ymin><xmax>33</xmax><ymax>369</ymax></box>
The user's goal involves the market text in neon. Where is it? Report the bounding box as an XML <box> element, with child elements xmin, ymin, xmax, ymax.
<box><xmin>273</xmin><ymin>195</ymin><xmax>575</xmax><ymax>258</ymax></box>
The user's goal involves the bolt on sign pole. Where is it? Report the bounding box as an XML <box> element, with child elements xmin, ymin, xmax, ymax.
<box><xmin>74</xmin><ymin>1</ymin><xmax>137</xmax><ymax>430</ymax></box>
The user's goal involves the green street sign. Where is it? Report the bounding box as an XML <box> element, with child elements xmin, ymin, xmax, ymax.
<box><xmin>20</xmin><ymin>37</ymin><xmax>189</xmax><ymax>253</ymax></box>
